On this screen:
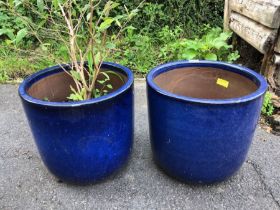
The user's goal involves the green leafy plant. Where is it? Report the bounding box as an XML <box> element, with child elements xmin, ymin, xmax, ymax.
<box><xmin>112</xmin><ymin>0</ymin><xmax>223</xmax><ymax>37</ymax></box>
<box><xmin>160</xmin><ymin>27</ymin><xmax>239</xmax><ymax>63</ymax></box>
<box><xmin>0</xmin><ymin>1</ymin><xmax>36</xmax><ymax>47</ymax></box>
<box><xmin>4</xmin><ymin>0</ymin><xmax>141</xmax><ymax>101</ymax></box>
<box><xmin>111</xmin><ymin>26</ymin><xmax>239</xmax><ymax>74</ymax></box>
<box><xmin>0</xmin><ymin>28</ymin><xmax>28</xmax><ymax>46</ymax></box>
<box><xmin>0</xmin><ymin>0</ymin><xmax>225</xmax><ymax>82</ymax></box>
<box><xmin>112</xmin><ymin>26</ymin><xmax>158</xmax><ymax>74</ymax></box>
<box><xmin>54</xmin><ymin>0</ymin><xmax>141</xmax><ymax>101</ymax></box>
<box><xmin>0</xmin><ymin>69</ymin><xmax>8</xmax><ymax>83</ymax></box>
<box><xmin>262</xmin><ymin>92</ymin><xmax>275</xmax><ymax>116</ymax></box>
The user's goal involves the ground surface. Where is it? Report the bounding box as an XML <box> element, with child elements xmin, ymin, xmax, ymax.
<box><xmin>0</xmin><ymin>81</ymin><xmax>280</xmax><ymax>210</ymax></box>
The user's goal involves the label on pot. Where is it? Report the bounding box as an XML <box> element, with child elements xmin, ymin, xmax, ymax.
<box><xmin>216</xmin><ymin>78</ymin><xmax>229</xmax><ymax>88</ymax></box>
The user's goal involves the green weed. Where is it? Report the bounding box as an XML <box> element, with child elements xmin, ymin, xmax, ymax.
<box><xmin>111</xmin><ymin>26</ymin><xmax>239</xmax><ymax>74</ymax></box>
<box><xmin>262</xmin><ymin>92</ymin><xmax>275</xmax><ymax>116</ymax></box>
<box><xmin>159</xmin><ymin>27</ymin><xmax>239</xmax><ymax>62</ymax></box>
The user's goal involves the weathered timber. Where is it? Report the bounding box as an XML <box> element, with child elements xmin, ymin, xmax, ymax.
<box><xmin>224</xmin><ymin>0</ymin><xmax>230</xmax><ymax>31</ymax></box>
<box><xmin>230</xmin><ymin>12</ymin><xmax>277</xmax><ymax>53</ymax></box>
<box><xmin>276</xmin><ymin>67</ymin><xmax>280</xmax><ymax>93</ymax></box>
<box><xmin>275</xmin><ymin>35</ymin><xmax>280</xmax><ymax>53</ymax></box>
<box><xmin>230</xmin><ymin>0</ymin><xmax>280</xmax><ymax>28</ymax></box>
<box><xmin>273</xmin><ymin>53</ymin><xmax>280</xmax><ymax>64</ymax></box>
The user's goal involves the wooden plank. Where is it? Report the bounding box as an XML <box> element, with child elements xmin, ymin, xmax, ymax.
<box><xmin>275</xmin><ymin>35</ymin><xmax>280</xmax><ymax>53</ymax></box>
<box><xmin>252</xmin><ymin>0</ymin><xmax>280</xmax><ymax>7</ymax></box>
<box><xmin>276</xmin><ymin>67</ymin><xmax>280</xmax><ymax>93</ymax></box>
<box><xmin>273</xmin><ymin>54</ymin><xmax>280</xmax><ymax>64</ymax></box>
<box><xmin>229</xmin><ymin>12</ymin><xmax>277</xmax><ymax>53</ymax></box>
<box><xmin>229</xmin><ymin>0</ymin><xmax>280</xmax><ymax>28</ymax></box>
<box><xmin>224</xmin><ymin>0</ymin><xmax>230</xmax><ymax>31</ymax></box>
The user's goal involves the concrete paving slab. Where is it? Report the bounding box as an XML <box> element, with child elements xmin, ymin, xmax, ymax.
<box><xmin>0</xmin><ymin>81</ymin><xmax>279</xmax><ymax>210</ymax></box>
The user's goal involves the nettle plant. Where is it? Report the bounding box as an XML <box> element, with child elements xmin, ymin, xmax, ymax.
<box><xmin>47</xmin><ymin>0</ymin><xmax>140</xmax><ymax>101</ymax></box>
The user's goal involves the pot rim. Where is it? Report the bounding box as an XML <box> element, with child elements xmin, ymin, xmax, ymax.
<box><xmin>18</xmin><ymin>62</ymin><xmax>133</xmax><ymax>107</ymax></box>
<box><xmin>146</xmin><ymin>60</ymin><xmax>268</xmax><ymax>105</ymax></box>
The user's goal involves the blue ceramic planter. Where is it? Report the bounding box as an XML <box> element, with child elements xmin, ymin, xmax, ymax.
<box><xmin>147</xmin><ymin>60</ymin><xmax>267</xmax><ymax>184</ymax></box>
<box><xmin>19</xmin><ymin>62</ymin><xmax>134</xmax><ymax>184</ymax></box>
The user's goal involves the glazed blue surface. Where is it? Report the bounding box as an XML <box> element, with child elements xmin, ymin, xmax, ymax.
<box><xmin>147</xmin><ymin>60</ymin><xmax>267</xmax><ymax>184</ymax></box>
<box><xmin>19</xmin><ymin>62</ymin><xmax>134</xmax><ymax>184</ymax></box>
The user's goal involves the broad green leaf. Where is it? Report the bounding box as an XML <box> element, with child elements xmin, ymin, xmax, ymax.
<box><xmin>0</xmin><ymin>29</ymin><xmax>7</xmax><ymax>36</ymax></box>
<box><xmin>128</xmin><ymin>9</ymin><xmax>138</xmax><ymax>19</ymax></box>
<box><xmin>15</xmin><ymin>28</ymin><xmax>28</xmax><ymax>45</ymax></box>
<box><xmin>7</xmin><ymin>0</ymin><xmax>13</xmax><ymax>8</ymax></box>
<box><xmin>124</xmin><ymin>26</ymin><xmax>136</xmax><ymax>31</ymax></box>
<box><xmin>68</xmin><ymin>87</ymin><xmax>86</xmax><ymax>101</ymax></box>
<box><xmin>70</xmin><ymin>70</ymin><xmax>81</xmax><ymax>81</ymax></box>
<box><xmin>99</xmin><ymin>18</ymin><xmax>114</xmax><ymax>31</ymax></box>
<box><xmin>106</xmin><ymin>84</ymin><xmax>113</xmax><ymax>89</ymax></box>
<box><xmin>52</xmin><ymin>0</ymin><xmax>58</xmax><ymax>9</ymax></box>
<box><xmin>37</xmin><ymin>0</ymin><xmax>44</xmax><ymax>12</ymax></box>
<box><xmin>219</xmin><ymin>32</ymin><xmax>232</xmax><ymax>41</ymax></box>
<box><xmin>87</xmin><ymin>52</ymin><xmax>94</xmax><ymax>73</ymax></box>
<box><xmin>182</xmin><ymin>49</ymin><xmax>197</xmax><ymax>60</ymax></box>
<box><xmin>111</xmin><ymin>2</ymin><xmax>120</xmax><ymax>9</ymax></box>
<box><xmin>38</xmin><ymin>19</ymin><xmax>47</xmax><ymax>28</ymax></box>
<box><xmin>227</xmin><ymin>51</ymin><xmax>240</xmax><ymax>63</ymax></box>
<box><xmin>205</xmin><ymin>53</ymin><xmax>217</xmax><ymax>61</ymax></box>
<box><xmin>114</xmin><ymin>15</ymin><xmax>124</xmax><ymax>20</ymax></box>
<box><xmin>106</xmin><ymin>42</ymin><xmax>116</xmax><ymax>49</ymax></box>
<box><xmin>212</xmin><ymin>40</ymin><xmax>227</xmax><ymax>49</ymax></box>
<box><xmin>97</xmin><ymin>80</ymin><xmax>106</xmax><ymax>84</ymax></box>
<box><xmin>115</xmin><ymin>19</ymin><xmax>121</xmax><ymax>27</ymax></box>
<box><xmin>5</xmin><ymin>39</ymin><xmax>13</xmax><ymax>45</ymax></box>
<box><xmin>94</xmin><ymin>89</ymin><xmax>101</xmax><ymax>98</ymax></box>
<box><xmin>0</xmin><ymin>29</ymin><xmax>15</xmax><ymax>40</ymax></box>
<box><xmin>68</xmin><ymin>93</ymin><xmax>83</xmax><ymax>101</ymax></box>
<box><xmin>82</xmin><ymin>4</ymin><xmax>90</xmax><ymax>12</ymax></box>
<box><xmin>185</xmin><ymin>40</ymin><xmax>200</xmax><ymax>50</ymax></box>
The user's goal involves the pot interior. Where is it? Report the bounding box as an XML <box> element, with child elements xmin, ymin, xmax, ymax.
<box><xmin>27</xmin><ymin>69</ymin><xmax>127</xmax><ymax>102</ymax></box>
<box><xmin>154</xmin><ymin>67</ymin><xmax>258</xmax><ymax>99</ymax></box>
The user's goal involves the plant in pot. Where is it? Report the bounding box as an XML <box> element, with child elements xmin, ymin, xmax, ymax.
<box><xmin>146</xmin><ymin>60</ymin><xmax>267</xmax><ymax>184</ymax></box>
<box><xmin>18</xmin><ymin>0</ymin><xmax>140</xmax><ymax>184</ymax></box>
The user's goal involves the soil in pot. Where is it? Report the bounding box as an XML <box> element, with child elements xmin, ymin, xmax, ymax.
<box><xmin>154</xmin><ymin>67</ymin><xmax>258</xmax><ymax>99</ymax></box>
<box><xmin>27</xmin><ymin>69</ymin><xmax>127</xmax><ymax>102</ymax></box>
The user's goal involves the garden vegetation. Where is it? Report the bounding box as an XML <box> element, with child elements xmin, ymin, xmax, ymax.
<box><xmin>0</xmin><ymin>0</ymin><xmax>238</xmax><ymax>83</ymax></box>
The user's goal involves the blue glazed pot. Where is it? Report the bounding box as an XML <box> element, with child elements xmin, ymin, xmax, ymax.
<box><xmin>19</xmin><ymin>62</ymin><xmax>134</xmax><ymax>184</ymax></box>
<box><xmin>147</xmin><ymin>60</ymin><xmax>267</xmax><ymax>184</ymax></box>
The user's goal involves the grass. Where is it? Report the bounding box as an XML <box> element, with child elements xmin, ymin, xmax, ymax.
<box><xmin>0</xmin><ymin>46</ymin><xmax>56</xmax><ymax>83</ymax></box>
